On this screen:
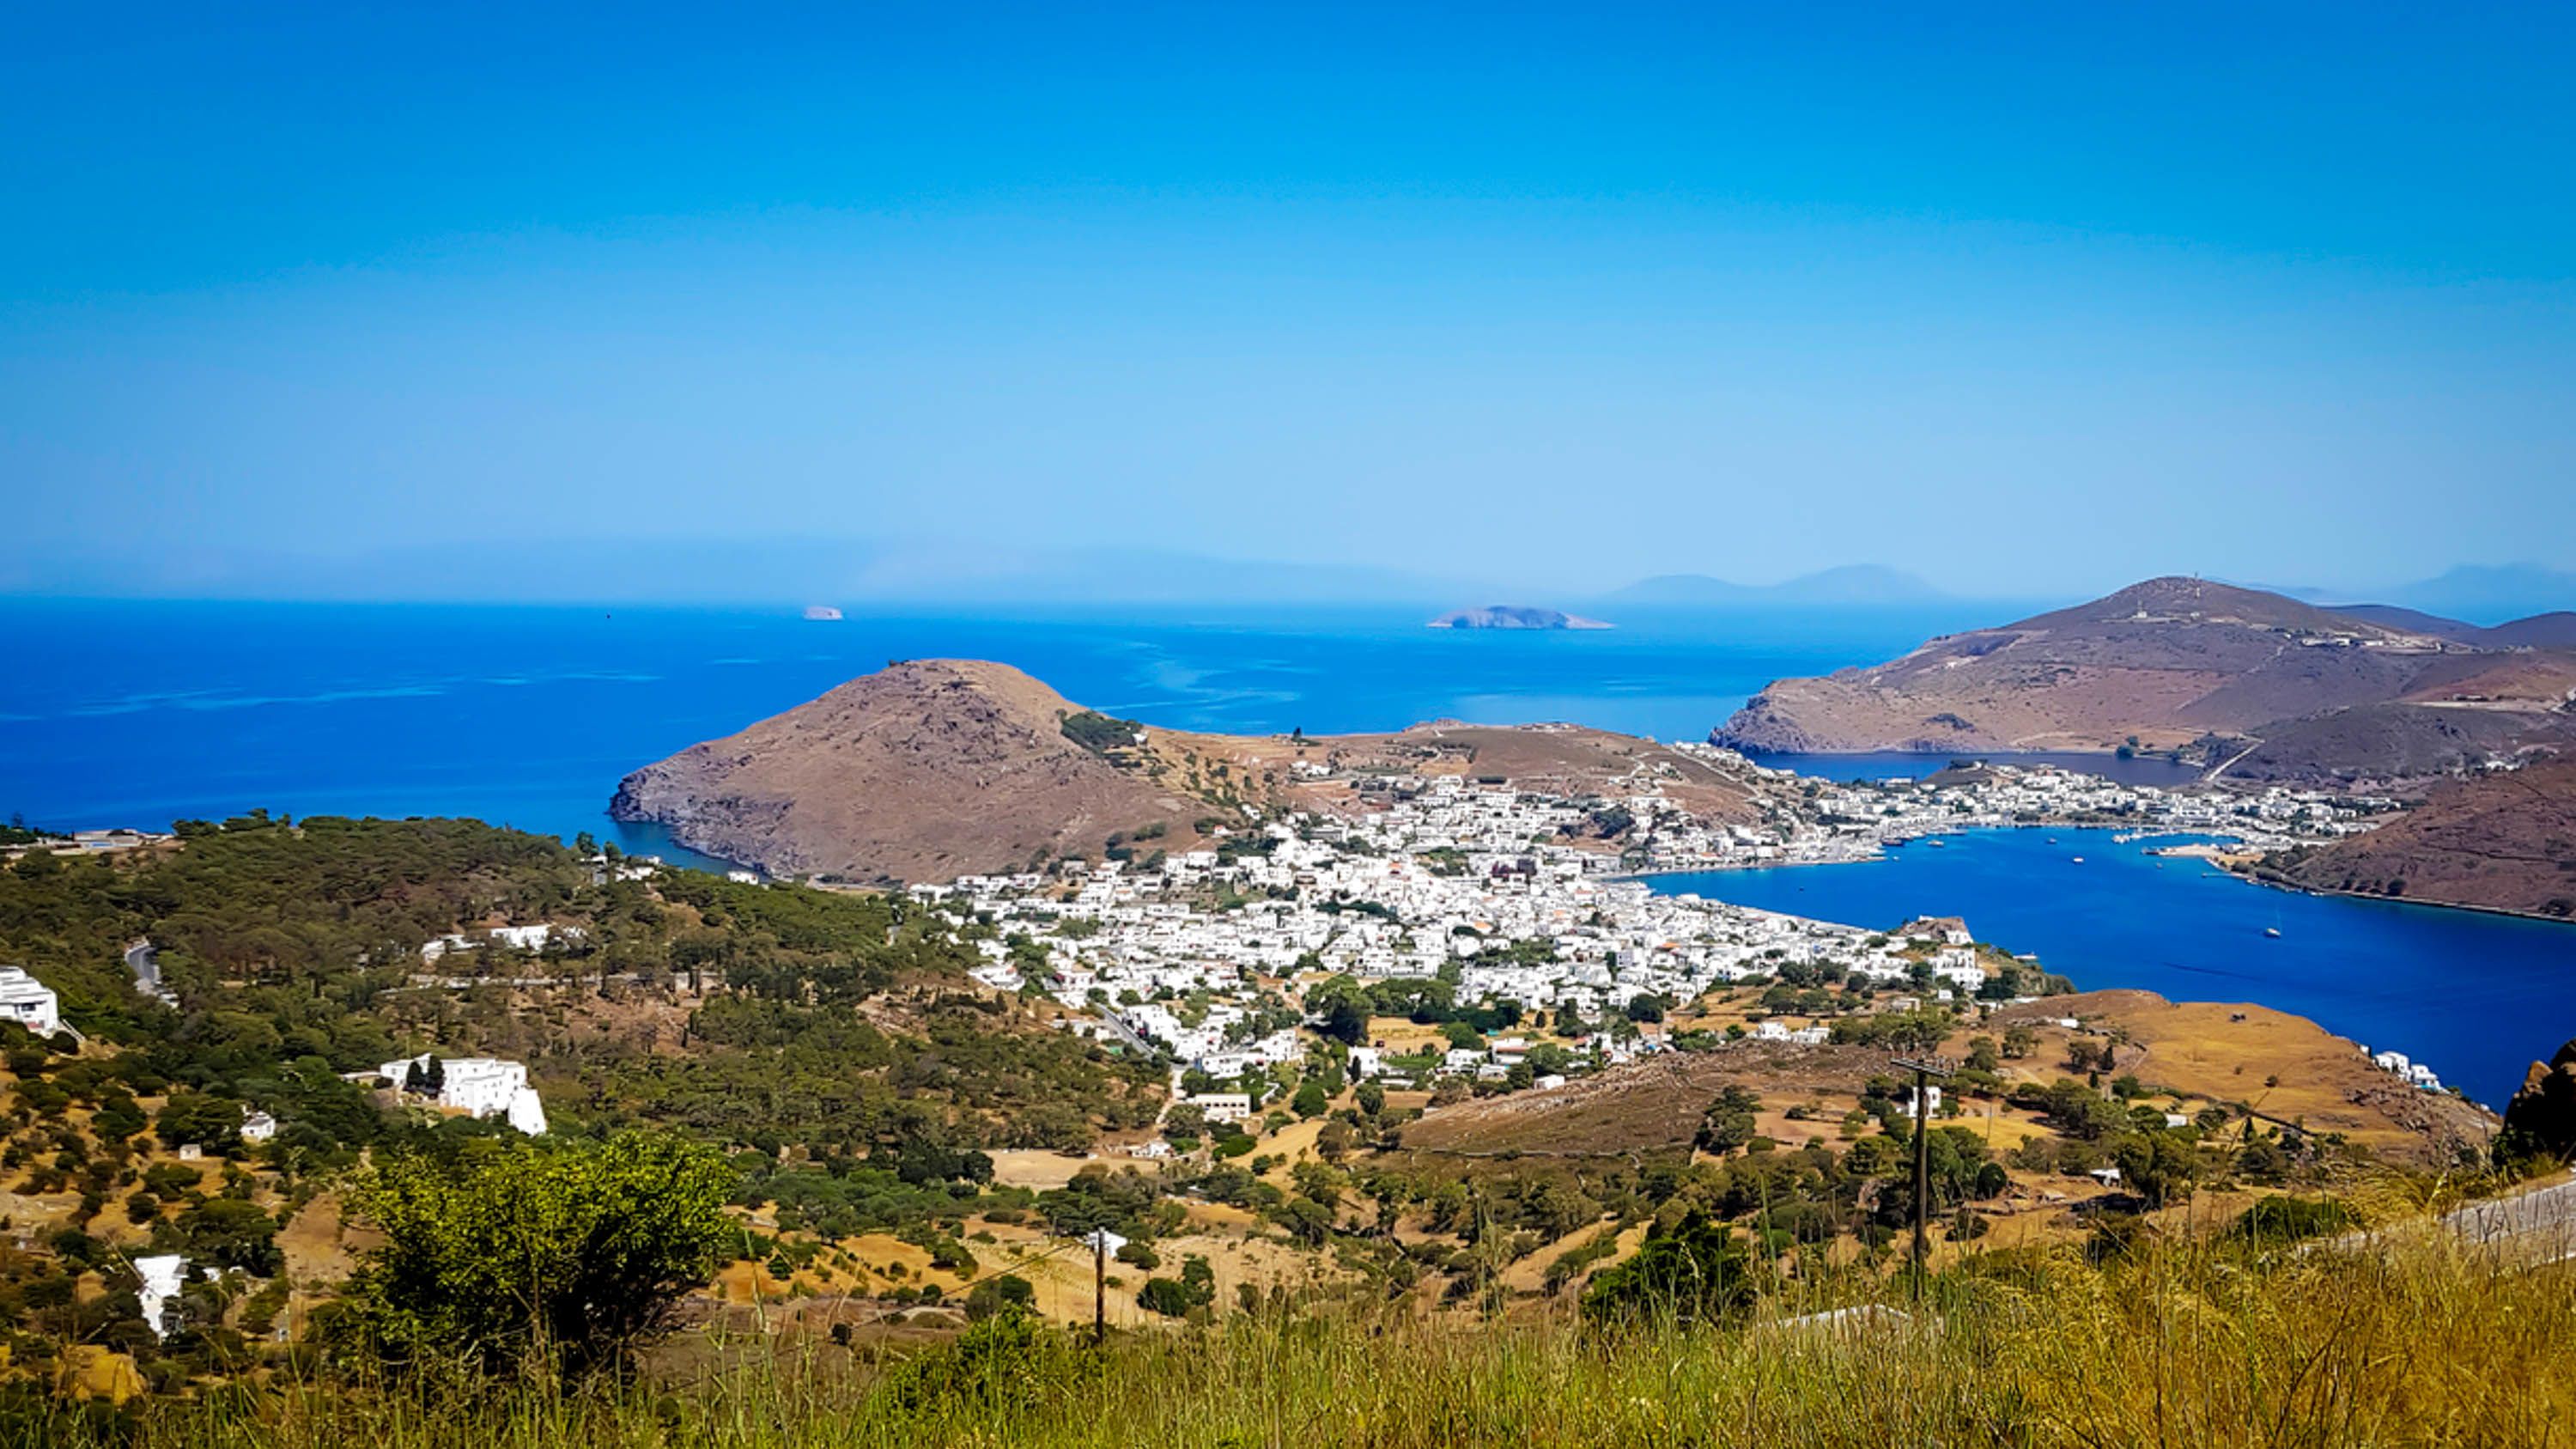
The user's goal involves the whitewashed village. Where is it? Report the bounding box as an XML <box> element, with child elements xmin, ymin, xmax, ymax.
<box><xmin>906</xmin><ymin>752</ymin><xmax>2437</xmax><ymax>1135</ymax></box>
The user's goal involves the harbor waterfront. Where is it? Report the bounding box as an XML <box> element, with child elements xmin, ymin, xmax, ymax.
<box><xmin>1648</xmin><ymin>826</ymin><xmax>2576</xmax><ymax>1111</ymax></box>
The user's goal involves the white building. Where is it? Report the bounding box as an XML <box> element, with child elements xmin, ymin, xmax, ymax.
<box><xmin>419</xmin><ymin>923</ymin><xmax>586</xmax><ymax>964</ymax></box>
<box><xmin>1184</xmin><ymin>1092</ymin><xmax>1254</xmax><ymax>1124</ymax></box>
<box><xmin>135</xmin><ymin>1254</ymin><xmax>187</xmax><ymax>1339</ymax></box>
<box><xmin>381</xmin><ymin>1054</ymin><xmax>549</xmax><ymax>1134</ymax></box>
<box><xmin>0</xmin><ymin>967</ymin><xmax>62</xmax><ymax>1037</ymax></box>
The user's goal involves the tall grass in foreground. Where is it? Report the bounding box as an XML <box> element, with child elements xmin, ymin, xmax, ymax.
<box><xmin>45</xmin><ymin>1229</ymin><xmax>2576</xmax><ymax>1449</ymax></box>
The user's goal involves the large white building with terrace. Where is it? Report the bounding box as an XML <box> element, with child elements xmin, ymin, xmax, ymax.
<box><xmin>0</xmin><ymin>967</ymin><xmax>62</xmax><ymax>1038</ymax></box>
<box><xmin>380</xmin><ymin>1053</ymin><xmax>550</xmax><ymax>1134</ymax></box>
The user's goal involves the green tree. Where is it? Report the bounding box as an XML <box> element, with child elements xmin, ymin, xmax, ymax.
<box><xmin>1291</xmin><ymin>1080</ymin><xmax>1329</xmax><ymax>1118</ymax></box>
<box><xmin>334</xmin><ymin>1132</ymin><xmax>732</xmax><ymax>1380</ymax></box>
<box><xmin>964</xmin><ymin>1274</ymin><xmax>1036</xmax><ymax>1321</ymax></box>
<box><xmin>1581</xmin><ymin>1210</ymin><xmax>1758</xmax><ymax>1325</ymax></box>
<box><xmin>1137</xmin><ymin>1276</ymin><xmax>1195</xmax><ymax>1317</ymax></box>
<box><xmin>1696</xmin><ymin>1086</ymin><xmax>1762</xmax><ymax>1155</ymax></box>
<box><xmin>178</xmin><ymin>1196</ymin><xmax>283</xmax><ymax>1275</ymax></box>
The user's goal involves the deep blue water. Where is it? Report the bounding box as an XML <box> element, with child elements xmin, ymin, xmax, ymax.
<box><xmin>1650</xmin><ymin>828</ymin><xmax>2576</xmax><ymax>1109</ymax></box>
<box><xmin>1744</xmin><ymin>750</ymin><xmax>2205</xmax><ymax>787</ymax></box>
<box><xmin>0</xmin><ymin>598</ymin><xmax>1992</xmax><ymax>867</ymax></box>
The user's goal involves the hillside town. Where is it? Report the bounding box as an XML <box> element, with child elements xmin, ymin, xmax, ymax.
<box><xmin>911</xmin><ymin>756</ymin><xmax>2403</xmax><ymax>1119</ymax></box>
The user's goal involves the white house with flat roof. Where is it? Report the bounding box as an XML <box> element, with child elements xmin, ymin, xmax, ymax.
<box><xmin>0</xmin><ymin>967</ymin><xmax>62</xmax><ymax>1037</ymax></box>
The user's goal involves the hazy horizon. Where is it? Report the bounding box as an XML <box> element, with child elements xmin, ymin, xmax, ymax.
<box><xmin>6</xmin><ymin>6</ymin><xmax>2572</xmax><ymax>606</ymax></box>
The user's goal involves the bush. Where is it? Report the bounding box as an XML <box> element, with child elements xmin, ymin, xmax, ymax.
<box><xmin>1582</xmin><ymin>1211</ymin><xmax>1757</xmax><ymax>1326</ymax></box>
<box><xmin>1137</xmin><ymin>1276</ymin><xmax>1196</xmax><ymax>1318</ymax></box>
<box><xmin>964</xmin><ymin>1274</ymin><xmax>1036</xmax><ymax>1321</ymax></box>
<box><xmin>332</xmin><ymin>1131</ymin><xmax>733</xmax><ymax>1381</ymax></box>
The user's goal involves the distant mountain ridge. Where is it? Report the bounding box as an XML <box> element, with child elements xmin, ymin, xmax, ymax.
<box><xmin>1604</xmin><ymin>564</ymin><xmax>1947</xmax><ymax>607</ymax></box>
<box><xmin>2384</xmin><ymin>564</ymin><xmax>2576</xmax><ymax>626</ymax></box>
<box><xmin>1714</xmin><ymin>575</ymin><xmax>2576</xmax><ymax>785</ymax></box>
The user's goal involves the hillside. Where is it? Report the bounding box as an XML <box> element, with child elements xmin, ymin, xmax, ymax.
<box><xmin>1398</xmin><ymin>989</ymin><xmax>2491</xmax><ymax>1170</ymax></box>
<box><xmin>610</xmin><ymin>660</ymin><xmax>1230</xmax><ymax>884</ymax></box>
<box><xmin>612</xmin><ymin>661</ymin><xmax>1782</xmax><ymax>883</ymax></box>
<box><xmin>1716</xmin><ymin>575</ymin><xmax>2576</xmax><ymax>782</ymax></box>
<box><xmin>0</xmin><ymin>815</ymin><xmax>1163</xmax><ymax>1406</ymax></box>
<box><xmin>2263</xmin><ymin>756</ymin><xmax>2576</xmax><ymax>918</ymax></box>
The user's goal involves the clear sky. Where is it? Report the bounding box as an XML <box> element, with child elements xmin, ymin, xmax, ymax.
<box><xmin>3</xmin><ymin>3</ymin><xmax>2571</xmax><ymax>601</ymax></box>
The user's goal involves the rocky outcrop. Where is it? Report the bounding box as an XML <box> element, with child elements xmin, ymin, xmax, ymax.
<box><xmin>2502</xmin><ymin>1039</ymin><xmax>2576</xmax><ymax>1160</ymax></box>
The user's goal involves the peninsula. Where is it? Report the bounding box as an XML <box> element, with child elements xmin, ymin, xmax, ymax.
<box><xmin>1714</xmin><ymin>575</ymin><xmax>2576</xmax><ymax>786</ymax></box>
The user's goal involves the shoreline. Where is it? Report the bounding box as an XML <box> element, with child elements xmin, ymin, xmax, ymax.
<box><xmin>2216</xmin><ymin>860</ymin><xmax>2576</xmax><ymax>930</ymax></box>
<box><xmin>1637</xmin><ymin>819</ymin><xmax>2576</xmax><ymax>933</ymax></box>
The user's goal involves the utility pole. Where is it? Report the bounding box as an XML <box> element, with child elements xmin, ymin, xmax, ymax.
<box><xmin>1084</xmin><ymin>1227</ymin><xmax>1125</xmax><ymax>1344</ymax></box>
<box><xmin>1891</xmin><ymin>1053</ymin><xmax>1956</xmax><ymax>1306</ymax></box>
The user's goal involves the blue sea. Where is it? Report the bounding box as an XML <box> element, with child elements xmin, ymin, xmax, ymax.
<box><xmin>1651</xmin><ymin>830</ymin><xmax>2574</xmax><ymax>1109</ymax></box>
<box><xmin>2</xmin><ymin>597</ymin><xmax>2567</xmax><ymax>1101</ymax></box>
<box><xmin>0</xmin><ymin>598</ymin><xmax>1999</xmax><ymax>865</ymax></box>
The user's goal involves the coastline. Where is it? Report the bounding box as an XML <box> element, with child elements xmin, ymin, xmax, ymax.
<box><xmin>2216</xmin><ymin>858</ymin><xmax>2576</xmax><ymax>930</ymax></box>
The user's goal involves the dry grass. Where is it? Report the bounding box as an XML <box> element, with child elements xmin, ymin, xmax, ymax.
<box><xmin>35</xmin><ymin>1227</ymin><xmax>2576</xmax><ymax>1449</ymax></box>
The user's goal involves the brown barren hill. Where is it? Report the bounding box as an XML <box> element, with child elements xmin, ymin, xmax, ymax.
<box><xmin>611</xmin><ymin>662</ymin><xmax>1783</xmax><ymax>884</ymax></box>
<box><xmin>2268</xmin><ymin>756</ymin><xmax>2576</xmax><ymax>920</ymax></box>
<box><xmin>1715</xmin><ymin>575</ymin><xmax>2575</xmax><ymax>782</ymax></box>
<box><xmin>609</xmin><ymin>660</ymin><xmax>1213</xmax><ymax>883</ymax></box>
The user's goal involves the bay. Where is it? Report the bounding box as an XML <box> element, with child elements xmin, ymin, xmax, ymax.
<box><xmin>1648</xmin><ymin>827</ymin><xmax>2576</xmax><ymax>1110</ymax></box>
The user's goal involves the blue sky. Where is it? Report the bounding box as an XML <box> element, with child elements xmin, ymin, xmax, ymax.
<box><xmin>3</xmin><ymin>3</ymin><xmax>2571</xmax><ymax>600</ymax></box>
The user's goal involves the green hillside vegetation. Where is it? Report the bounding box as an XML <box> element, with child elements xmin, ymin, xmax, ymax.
<box><xmin>0</xmin><ymin>816</ymin><xmax>1159</xmax><ymax>1403</ymax></box>
<box><xmin>0</xmin><ymin>814</ymin><xmax>2561</xmax><ymax>1442</ymax></box>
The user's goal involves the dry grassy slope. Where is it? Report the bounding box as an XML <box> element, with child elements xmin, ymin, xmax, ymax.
<box><xmin>1993</xmin><ymin>990</ymin><xmax>2494</xmax><ymax>1159</ymax></box>
<box><xmin>1396</xmin><ymin>989</ymin><xmax>2492</xmax><ymax>1169</ymax></box>
<box><xmin>2272</xmin><ymin>757</ymin><xmax>2576</xmax><ymax>917</ymax></box>
<box><xmin>612</xmin><ymin>661</ymin><xmax>1787</xmax><ymax>883</ymax></box>
<box><xmin>1715</xmin><ymin>575</ymin><xmax>2568</xmax><ymax>761</ymax></box>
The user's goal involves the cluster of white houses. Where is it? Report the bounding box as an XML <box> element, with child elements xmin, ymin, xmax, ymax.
<box><xmin>916</xmin><ymin>752</ymin><xmax>2446</xmax><ymax>1131</ymax></box>
<box><xmin>921</xmin><ymin>773</ymin><xmax>2017</xmax><ymax>1109</ymax></box>
<box><xmin>1630</xmin><ymin>748</ymin><xmax>2392</xmax><ymax>871</ymax></box>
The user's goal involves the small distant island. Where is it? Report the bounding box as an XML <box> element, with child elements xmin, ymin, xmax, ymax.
<box><xmin>1428</xmin><ymin>605</ymin><xmax>1613</xmax><ymax>630</ymax></box>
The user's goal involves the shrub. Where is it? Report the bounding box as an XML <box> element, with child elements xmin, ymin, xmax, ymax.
<box><xmin>331</xmin><ymin>1131</ymin><xmax>732</xmax><ymax>1381</ymax></box>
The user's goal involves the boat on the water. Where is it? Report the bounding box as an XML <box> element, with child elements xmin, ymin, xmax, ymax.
<box><xmin>2264</xmin><ymin>926</ymin><xmax>2282</xmax><ymax>939</ymax></box>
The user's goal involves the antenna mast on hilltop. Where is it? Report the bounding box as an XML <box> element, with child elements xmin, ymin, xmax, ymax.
<box><xmin>1891</xmin><ymin>1053</ymin><xmax>1956</xmax><ymax>1306</ymax></box>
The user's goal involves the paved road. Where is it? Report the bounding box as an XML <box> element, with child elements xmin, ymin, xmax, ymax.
<box><xmin>2441</xmin><ymin>1177</ymin><xmax>2576</xmax><ymax>1264</ymax></box>
<box><xmin>124</xmin><ymin>938</ymin><xmax>175</xmax><ymax>1005</ymax></box>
